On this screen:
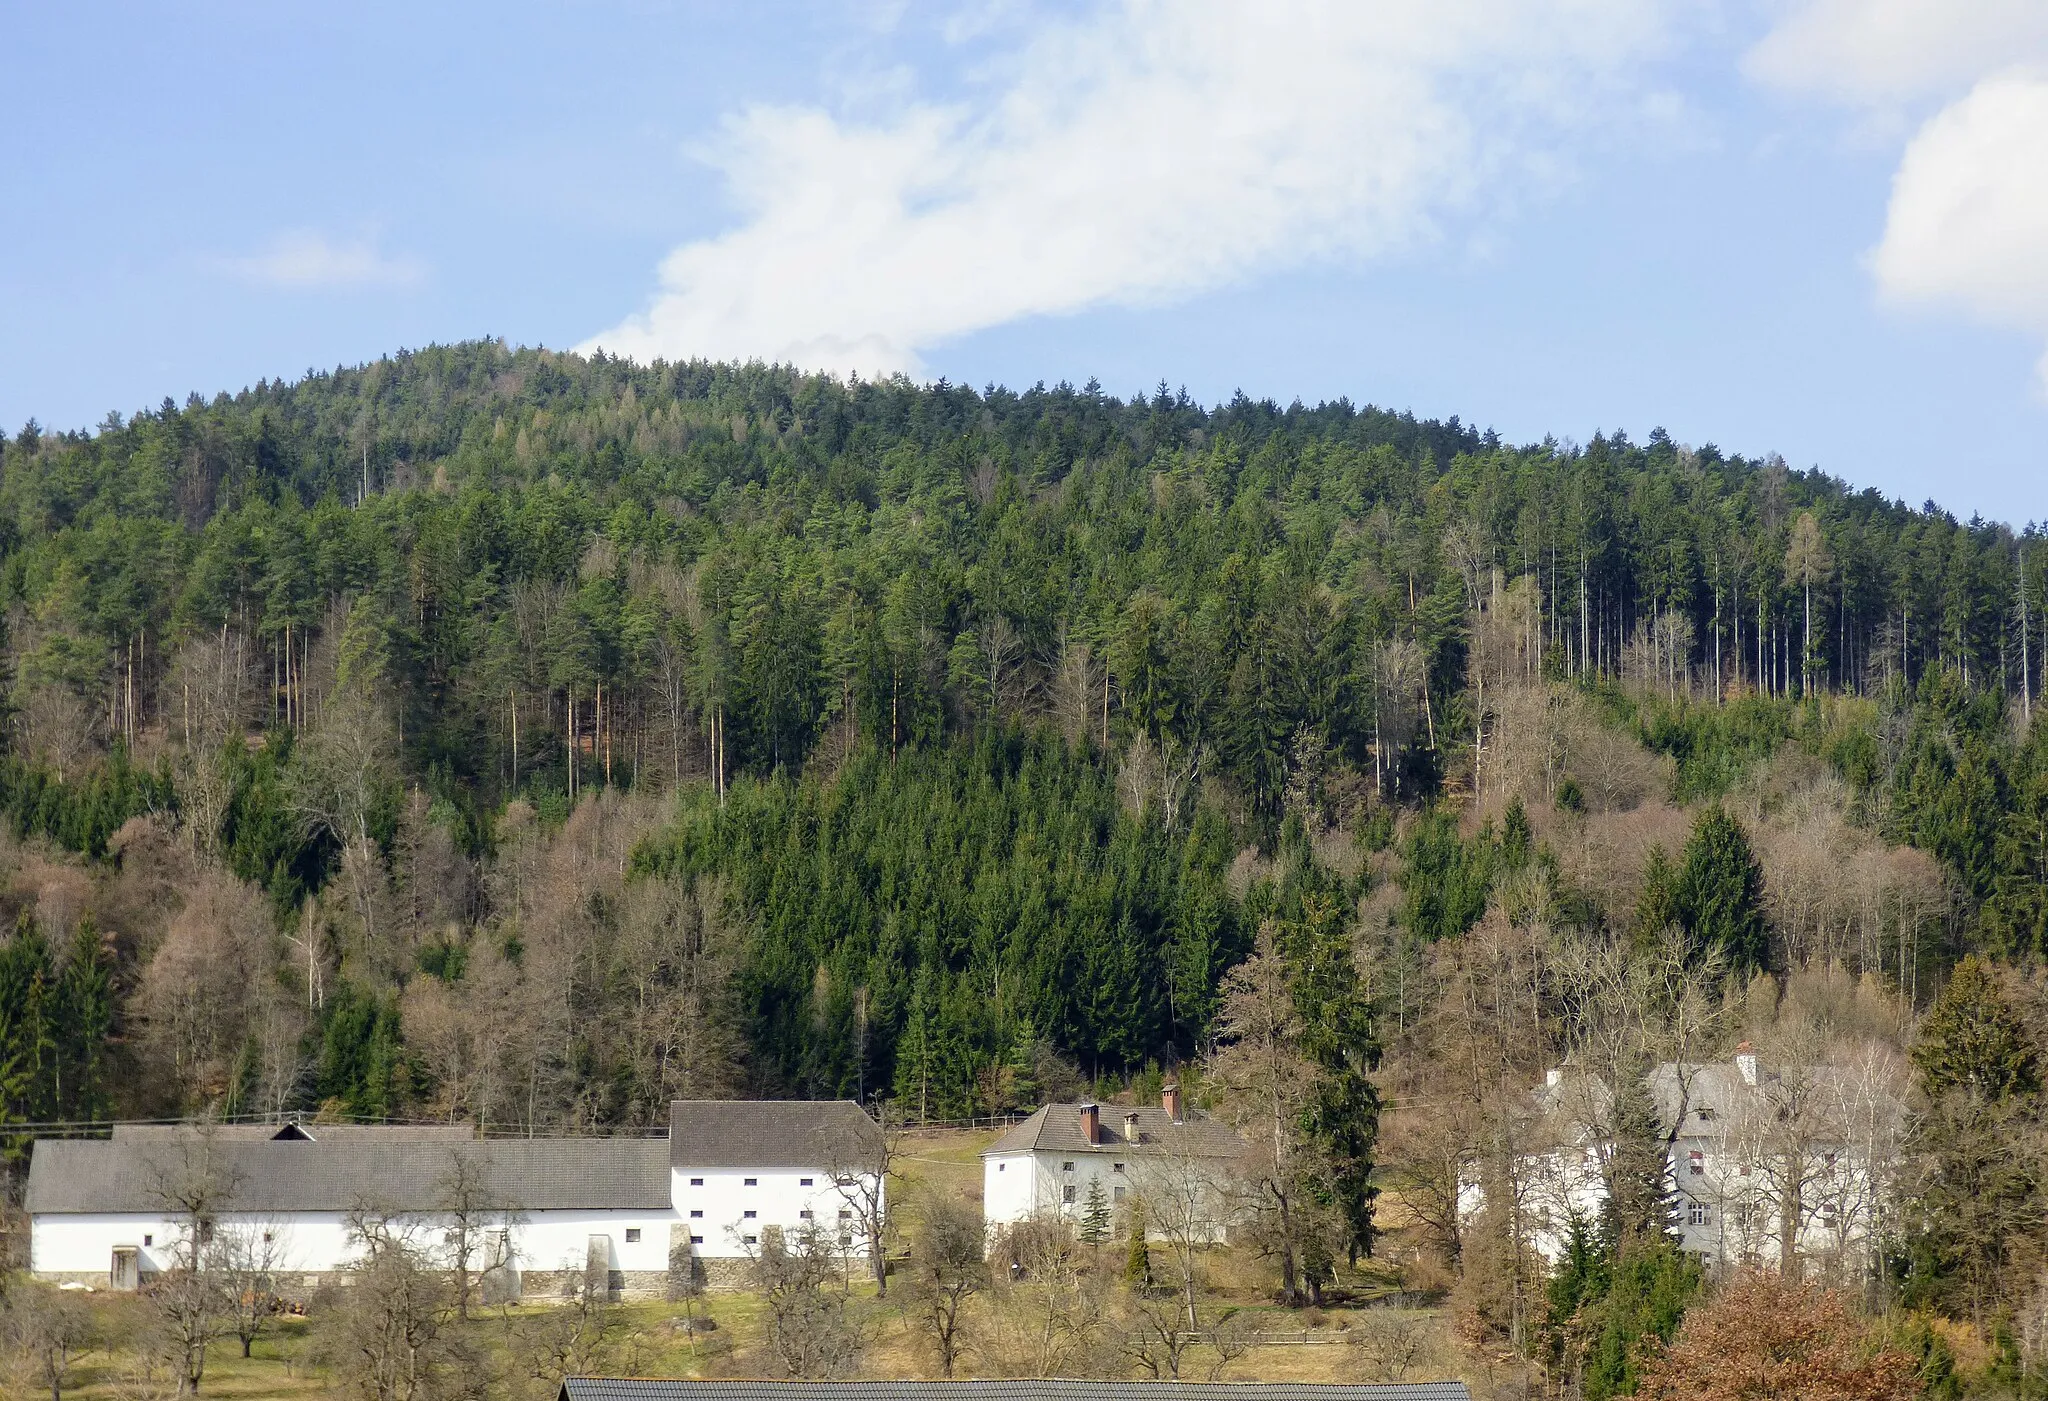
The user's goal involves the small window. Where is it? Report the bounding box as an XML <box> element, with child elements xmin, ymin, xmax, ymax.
<box><xmin>1824</xmin><ymin>1153</ymin><xmax>1837</xmax><ymax>1168</ymax></box>
<box><xmin>1688</xmin><ymin>1202</ymin><xmax>1709</xmax><ymax>1227</ymax></box>
<box><xmin>800</xmin><ymin>1177</ymin><xmax>813</xmax><ymax>1186</ymax></box>
<box><xmin>1113</xmin><ymin>1186</ymin><xmax>1126</xmax><ymax>1201</ymax></box>
<box><xmin>800</xmin><ymin>1210</ymin><xmax>814</xmax><ymax>1220</ymax></box>
<box><xmin>1739</xmin><ymin>1163</ymin><xmax>1751</xmax><ymax>1177</ymax></box>
<box><xmin>1061</xmin><ymin>1161</ymin><xmax>1075</xmax><ymax>1172</ymax></box>
<box><xmin>1112</xmin><ymin>1162</ymin><xmax>1125</xmax><ymax>1173</ymax></box>
<box><xmin>743</xmin><ymin>1210</ymin><xmax>757</xmax><ymax>1219</ymax></box>
<box><xmin>1062</xmin><ymin>1184</ymin><xmax>1077</xmax><ymax>1204</ymax></box>
<box><xmin>840</xmin><ymin>1232</ymin><xmax>853</xmax><ymax>1246</ymax></box>
<box><xmin>838</xmin><ymin>1209</ymin><xmax>851</xmax><ymax>1220</ymax></box>
<box><xmin>744</xmin><ymin>1177</ymin><xmax>758</xmax><ymax>1186</ymax></box>
<box><xmin>262</xmin><ymin>1231</ymin><xmax>275</xmax><ymax>1244</ymax></box>
<box><xmin>690</xmin><ymin>1235</ymin><xmax>704</xmax><ymax>1245</ymax></box>
<box><xmin>143</xmin><ymin>1234</ymin><xmax>153</xmax><ymax>1247</ymax></box>
<box><xmin>1695</xmin><ymin>1106</ymin><xmax>1715</xmax><ymax>1121</ymax></box>
<box><xmin>690</xmin><ymin>1177</ymin><xmax>704</xmax><ymax>1187</ymax></box>
<box><xmin>998</xmin><ymin>1163</ymin><xmax>1006</xmax><ymax>1172</ymax></box>
<box><xmin>625</xmin><ymin>1229</ymin><xmax>641</xmax><ymax>1243</ymax></box>
<box><xmin>1688</xmin><ymin>1151</ymin><xmax>1704</xmax><ymax>1177</ymax></box>
<box><xmin>444</xmin><ymin>1230</ymin><xmax>460</xmax><ymax>1245</ymax></box>
<box><xmin>744</xmin><ymin>1234</ymin><xmax>757</xmax><ymax>1245</ymax></box>
<box><xmin>690</xmin><ymin>1210</ymin><xmax>703</xmax><ymax>1219</ymax></box>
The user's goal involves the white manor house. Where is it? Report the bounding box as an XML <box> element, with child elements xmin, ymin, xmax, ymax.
<box><xmin>1497</xmin><ymin>1042</ymin><xmax>1898</xmax><ymax>1275</ymax></box>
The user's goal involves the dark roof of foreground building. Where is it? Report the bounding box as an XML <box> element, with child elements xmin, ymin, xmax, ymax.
<box><xmin>559</xmin><ymin>1383</ymin><xmax>1472</xmax><ymax>1401</ymax></box>
<box><xmin>983</xmin><ymin>1104</ymin><xmax>1244</xmax><ymax>1159</ymax></box>
<box><xmin>27</xmin><ymin>1134</ymin><xmax>669</xmax><ymax>1215</ymax></box>
<box><xmin>669</xmin><ymin>1100</ymin><xmax>880</xmax><ymax>1171</ymax></box>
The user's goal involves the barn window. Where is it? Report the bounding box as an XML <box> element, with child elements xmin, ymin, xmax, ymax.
<box><xmin>690</xmin><ymin>1178</ymin><xmax>704</xmax><ymax>1187</ymax></box>
<box><xmin>743</xmin><ymin>1234</ymin><xmax>757</xmax><ymax>1245</ymax></box>
<box><xmin>838</xmin><ymin>1209</ymin><xmax>851</xmax><ymax>1220</ymax></box>
<box><xmin>744</xmin><ymin>1177</ymin><xmax>758</xmax><ymax>1186</ymax></box>
<box><xmin>689</xmin><ymin>1235</ymin><xmax>704</xmax><ymax>1245</ymax></box>
<box><xmin>743</xmin><ymin>1210</ymin><xmax>757</xmax><ymax>1219</ymax></box>
<box><xmin>690</xmin><ymin>1210</ymin><xmax>703</xmax><ymax>1219</ymax></box>
<box><xmin>800</xmin><ymin>1177</ymin><xmax>813</xmax><ymax>1186</ymax></box>
<box><xmin>625</xmin><ymin>1229</ymin><xmax>641</xmax><ymax>1243</ymax></box>
<box><xmin>800</xmin><ymin>1210</ymin><xmax>813</xmax><ymax>1220</ymax></box>
<box><xmin>143</xmin><ymin>1235</ymin><xmax>153</xmax><ymax>1247</ymax></box>
<box><xmin>998</xmin><ymin>1163</ymin><xmax>1006</xmax><ymax>1172</ymax></box>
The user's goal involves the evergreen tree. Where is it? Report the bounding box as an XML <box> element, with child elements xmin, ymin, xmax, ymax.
<box><xmin>1912</xmin><ymin>955</ymin><xmax>2040</xmax><ymax>1104</ymax></box>
<box><xmin>1079</xmin><ymin>1176</ymin><xmax>1111</xmax><ymax>1248</ymax></box>
<box><xmin>1675</xmin><ymin>806</ymin><xmax>1769</xmax><ymax>970</ymax></box>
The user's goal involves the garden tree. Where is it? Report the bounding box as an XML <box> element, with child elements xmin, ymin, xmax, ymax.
<box><xmin>3</xmin><ymin>1281</ymin><xmax>99</xmax><ymax>1401</ymax></box>
<box><xmin>818</xmin><ymin>1103</ymin><xmax>899</xmax><ymax>1297</ymax></box>
<box><xmin>311</xmin><ymin>1226</ymin><xmax>480</xmax><ymax>1401</ymax></box>
<box><xmin>1634</xmin><ymin>1272</ymin><xmax>1919</xmax><ymax>1401</ymax></box>
<box><xmin>215</xmin><ymin>1219</ymin><xmax>291</xmax><ymax>1359</ymax></box>
<box><xmin>984</xmin><ymin>1215</ymin><xmax>1100</xmax><ymax>1379</ymax></box>
<box><xmin>508</xmin><ymin>1271</ymin><xmax>630</xmax><ymax>1398</ymax></box>
<box><xmin>749</xmin><ymin>1223</ymin><xmax>865</xmax><ymax>1379</ymax></box>
<box><xmin>1676</xmin><ymin>807</ymin><xmax>1770</xmax><ymax>971</ymax></box>
<box><xmin>142</xmin><ymin>1130</ymin><xmax>242</xmax><ymax>1396</ymax></box>
<box><xmin>435</xmin><ymin>1150</ymin><xmax>522</xmax><ymax>1322</ymax></box>
<box><xmin>901</xmin><ymin>1194</ymin><xmax>986</xmax><ymax>1378</ymax></box>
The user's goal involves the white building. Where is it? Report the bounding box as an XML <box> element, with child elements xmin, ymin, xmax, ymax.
<box><xmin>981</xmin><ymin>1086</ymin><xmax>1243</xmax><ymax>1242</ymax></box>
<box><xmin>28</xmin><ymin>1099</ymin><xmax>883</xmax><ymax>1297</ymax></box>
<box><xmin>1502</xmin><ymin>1044</ymin><xmax>1898</xmax><ymax>1278</ymax></box>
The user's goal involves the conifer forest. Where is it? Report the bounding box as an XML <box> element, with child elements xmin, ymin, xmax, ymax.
<box><xmin>4</xmin><ymin>340</ymin><xmax>2048</xmax><ymax>1384</ymax></box>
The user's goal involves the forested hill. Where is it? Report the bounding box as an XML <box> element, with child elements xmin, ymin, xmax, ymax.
<box><xmin>0</xmin><ymin>338</ymin><xmax>2042</xmax><ymax>1135</ymax></box>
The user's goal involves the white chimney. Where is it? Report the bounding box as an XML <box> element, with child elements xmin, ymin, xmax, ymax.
<box><xmin>1123</xmin><ymin>1111</ymin><xmax>1142</xmax><ymax>1144</ymax></box>
<box><xmin>1735</xmin><ymin>1042</ymin><xmax>1758</xmax><ymax>1087</ymax></box>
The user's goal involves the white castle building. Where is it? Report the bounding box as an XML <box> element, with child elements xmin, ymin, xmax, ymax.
<box><xmin>1502</xmin><ymin>1043</ymin><xmax>1897</xmax><ymax>1275</ymax></box>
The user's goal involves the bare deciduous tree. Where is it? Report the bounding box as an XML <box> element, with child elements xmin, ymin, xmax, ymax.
<box><xmin>902</xmin><ymin>1194</ymin><xmax>986</xmax><ymax>1377</ymax></box>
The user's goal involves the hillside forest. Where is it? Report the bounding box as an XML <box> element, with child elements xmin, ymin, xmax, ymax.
<box><xmin>1</xmin><ymin>341</ymin><xmax>2047</xmax><ymax>1391</ymax></box>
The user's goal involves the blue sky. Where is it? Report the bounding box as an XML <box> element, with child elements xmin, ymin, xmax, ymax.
<box><xmin>4</xmin><ymin>1</ymin><xmax>2045</xmax><ymax>523</ymax></box>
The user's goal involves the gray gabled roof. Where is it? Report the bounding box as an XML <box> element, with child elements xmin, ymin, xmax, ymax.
<box><xmin>112</xmin><ymin>1122</ymin><xmax>476</xmax><ymax>1144</ymax></box>
<box><xmin>27</xmin><ymin>1135</ymin><xmax>669</xmax><ymax>1215</ymax></box>
<box><xmin>559</xmin><ymin>1383</ymin><xmax>1472</xmax><ymax>1401</ymax></box>
<box><xmin>669</xmin><ymin>1101</ymin><xmax>880</xmax><ymax>1172</ymax></box>
<box><xmin>983</xmin><ymin>1105</ymin><xmax>1243</xmax><ymax>1159</ymax></box>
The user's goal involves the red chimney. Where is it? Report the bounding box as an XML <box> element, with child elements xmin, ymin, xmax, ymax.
<box><xmin>1079</xmin><ymin>1103</ymin><xmax>1100</xmax><ymax>1145</ymax></box>
<box><xmin>1161</xmin><ymin>1083</ymin><xmax>1182</xmax><ymax>1122</ymax></box>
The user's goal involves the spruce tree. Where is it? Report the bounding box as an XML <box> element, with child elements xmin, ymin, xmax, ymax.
<box><xmin>1675</xmin><ymin>806</ymin><xmax>1769</xmax><ymax>970</ymax></box>
<box><xmin>1913</xmin><ymin>955</ymin><xmax>2040</xmax><ymax>1103</ymax></box>
<box><xmin>1079</xmin><ymin>1177</ymin><xmax>1111</xmax><ymax>1248</ymax></box>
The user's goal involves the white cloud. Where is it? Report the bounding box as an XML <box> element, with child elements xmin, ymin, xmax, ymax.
<box><xmin>223</xmin><ymin>230</ymin><xmax>425</xmax><ymax>289</ymax></box>
<box><xmin>1748</xmin><ymin>1</ymin><xmax>2048</xmax><ymax>393</ymax></box>
<box><xmin>1745</xmin><ymin>0</ymin><xmax>2048</xmax><ymax>105</ymax></box>
<box><xmin>1871</xmin><ymin>73</ymin><xmax>2048</xmax><ymax>391</ymax></box>
<box><xmin>582</xmin><ymin>0</ymin><xmax>1682</xmax><ymax>377</ymax></box>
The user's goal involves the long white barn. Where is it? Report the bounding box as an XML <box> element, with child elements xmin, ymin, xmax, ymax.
<box><xmin>28</xmin><ymin>1099</ymin><xmax>882</xmax><ymax>1298</ymax></box>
